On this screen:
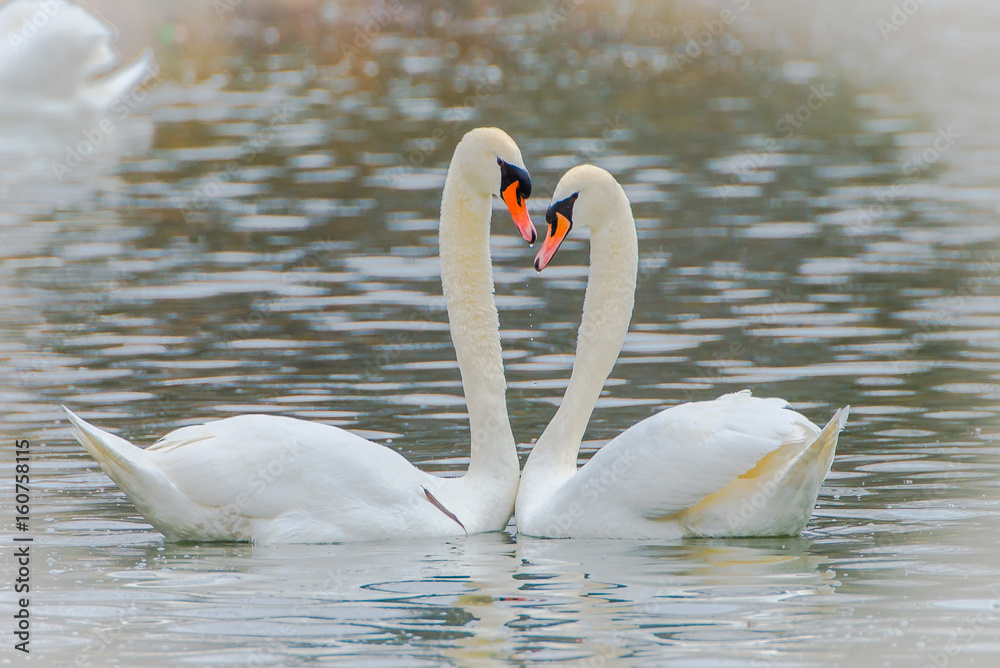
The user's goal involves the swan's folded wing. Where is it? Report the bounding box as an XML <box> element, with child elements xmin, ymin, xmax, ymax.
<box><xmin>567</xmin><ymin>392</ymin><xmax>819</xmax><ymax>519</ymax></box>
<box><xmin>145</xmin><ymin>415</ymin><xmax>422</xmax><ymax>519</ymax></box>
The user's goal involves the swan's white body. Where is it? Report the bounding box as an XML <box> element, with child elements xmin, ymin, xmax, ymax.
<box><xmin>515</xmin><ymin>165</ymin><xmax>848</xmax><ymax>539</ymax></box>
<box><xmin>66</xmin><ymin>128</ymin><xmax>531</xmax><ymax>543</ymax></box>
<box><xmin>66</xmin><ymin>413</ymin><xmax>509</xmax><ymax>543</ymax></box>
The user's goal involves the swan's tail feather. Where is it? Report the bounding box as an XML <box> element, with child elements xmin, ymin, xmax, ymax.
<box><xmin>63</xmin><ymin>406</ymin><xmax>148</xmax><ymax>481</ymax></box>
<box><xmin>63</xmin><ymin>406</ymin><xmax>207</xmax><ymax>540</ymax></box>
<box><xmin>680</xmin><ymin>406</ymin><xmax>849</xmax><ymax>537</ymax></box>
<box><xmin>62</xmin><ymin>406</ymin><xmax>171</xmax><ymax>515</ymax></box>
<box><xmin>802</xmin><ymin>405</ymin><xmax>849</xmax><ymax>478</ymax></box>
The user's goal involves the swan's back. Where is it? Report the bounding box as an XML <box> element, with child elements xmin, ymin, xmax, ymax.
<box><xmin>521</xmin><ymin>391</ymin><xmax>845</xmax><ymax>538</ymax></box>
<box><xmin>145</xmin><ymin>415</ymin><xmax>413</xmax><ymax>507</ymax></box>
<box><xmin>67</xmin><ymin>410</ymin><xmax>454</xmax><ymax>543</ymax></box>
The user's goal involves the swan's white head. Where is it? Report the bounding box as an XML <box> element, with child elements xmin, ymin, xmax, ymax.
<box><xmin>452</xmin><ymin>127</ymin><xmax>536</xmax><ymax>244</ymax></box>
<box><xmin>535</xmin><ymin>164</ymin><xmax>629</xmax><ymax>271</ymax></box>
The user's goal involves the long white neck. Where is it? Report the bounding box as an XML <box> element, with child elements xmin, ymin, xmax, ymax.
<box><xmin>521</xmin><ymin>200</ymin><xmax>638</xmax><ymax>490</ymax></box>
<box><xmin>438</xmin><ymin>165</ymin><xmax>519</xmax><ymax>491</ymax></box>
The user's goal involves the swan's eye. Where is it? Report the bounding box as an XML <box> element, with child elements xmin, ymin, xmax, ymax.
<box><xmin>545</xmin><ymin>193</ymin><xmax>578</xmax><ymax>228</ymax></box>
<box><xmin>498</xmin><ymin>161</ymin><xmax>532</xmax><ymax>204</ymax></box>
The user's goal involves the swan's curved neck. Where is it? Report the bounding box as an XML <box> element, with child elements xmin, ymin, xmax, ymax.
<box><xmin>438</xmin><ymin>166</ymin><xmax>518</xmax><ymax>486</ymax></box>
<box><xmin>523</xmin><ymin>201</ymin><xmax>638</xmax><ymax>483</ymax></box>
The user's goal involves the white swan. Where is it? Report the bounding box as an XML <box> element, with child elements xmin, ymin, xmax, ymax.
<box><xmin>0</xmin><ymin>0</ymin><xmax>156</xmax><ymax>217</ymax></box>
<box><xmin>515</xmin><ymin>165</ymin><xmax>848</xmax><ymax>539</ymax></box>
<box><xmin>0</xmin><ymin>0</ymin><xmax>155</xmax><ymax>118</ymax></box>
<box><xmin>64</xmin><ymin>127</ymin><xmax>537</xmax><ymax>544</ymax></box>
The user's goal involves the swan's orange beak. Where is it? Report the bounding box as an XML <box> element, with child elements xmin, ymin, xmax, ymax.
<box><xmin>535</xmin><ymin>192</ymin><xmax>578</xmax><ymax>272</ymax></box>
<box><xmin>498</xmin><ymin>159</ymin><xmax>535</xmax><ymax>244</ymax></box>
<box><xmin>502</xmin><ymin>182</ymin><xmax>536</xmax><ymax>245</ymax></box>
<box><xmin>534</xmin><ymin>211</ymin><xmax>572</xmax><ymax>272</ymax></box>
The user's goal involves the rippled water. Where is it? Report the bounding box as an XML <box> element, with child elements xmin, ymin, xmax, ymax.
<box><xmin>3</xmin><ymin>0</ymin><xmax>1000</xmax><ymax>665</ymax></box>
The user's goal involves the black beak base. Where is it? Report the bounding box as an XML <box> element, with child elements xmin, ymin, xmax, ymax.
<box><xmin>499</xmin><ymin>159</ymin><xmax>532</xmax><ymax>205</ymax></box>
<box><xmin>545</xmin><ymin>193</ymin><xmax>578</xmax><ymax>233</ymax></box>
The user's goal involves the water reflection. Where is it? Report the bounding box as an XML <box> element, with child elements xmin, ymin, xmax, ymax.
<box><xmin>2</xmin><ymin>0</ymin><xmax>1000</xmax><ymax>665</ymax></box>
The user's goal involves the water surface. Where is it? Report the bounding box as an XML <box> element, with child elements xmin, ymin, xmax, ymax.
<box><xmin>2</xmin><ymin>0</ymin><xmax>1000</xmax><ymax>665</ymax></box>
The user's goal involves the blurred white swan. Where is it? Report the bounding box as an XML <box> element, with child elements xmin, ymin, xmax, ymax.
<box><xmin>65</xmin><ymin>127</ymin><xmax>537</xmax><ymax>544</ymax></box>
<box><xmin>0</xmin><ymin>0</ymin><xmax>154</xmax><ymax>117</ymax></box>
<box><xmin>515</xmin><ymin>165</ymin><xmax>848</xmax><ymax>539</ymax></box>
<box><xmin>0</xmin><ymin>0</ymin><xmax>155</xmax><ymax>215</ymax></box>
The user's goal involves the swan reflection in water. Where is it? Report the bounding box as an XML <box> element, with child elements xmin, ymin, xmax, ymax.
<box><xmin>131</xmin><ymin>535</ymin><xmax>833</xmax><ymax>664</ymax></box>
